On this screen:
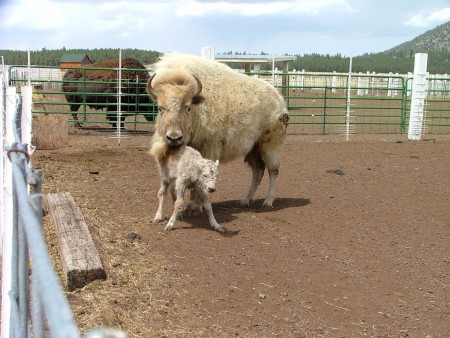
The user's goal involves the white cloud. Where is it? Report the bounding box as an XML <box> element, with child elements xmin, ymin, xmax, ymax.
<box><xmin>176</xmin><ymin>0</ymin><xmax>353</xmax><ymax>17</ymax></box>
<box><xmin>1</xmin><ymin>0</ymin><xmax>64</xmax><ymax>29</ymax></box>
<box><xmin>404</xmin><ymin>7</ymin><xmax>450</xmax><ymax>27</ymax></box>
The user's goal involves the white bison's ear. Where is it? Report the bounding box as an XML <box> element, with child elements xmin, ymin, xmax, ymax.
<box><xmin>215</xmin><ymin>160</ymin><xmax>219</xmax><ymax>166</ymax></box>
<box><xmin>192</xmin><ymin>94</ymin><xmax>205</xmax><ymax>105</ymax></box>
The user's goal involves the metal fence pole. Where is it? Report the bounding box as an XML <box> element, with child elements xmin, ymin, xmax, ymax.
<box><xmin>1</xmin><ymin>86</ymin><xmax>17</xmax><ymax>338</ymax></box>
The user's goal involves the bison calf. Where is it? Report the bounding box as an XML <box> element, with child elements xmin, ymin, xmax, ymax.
<box><xmin>151</xmin><ymin>141</ymin><xmax>223</xmax><ymax>232</ymax></box>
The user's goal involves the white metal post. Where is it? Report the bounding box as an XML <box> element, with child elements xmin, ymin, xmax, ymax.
<box><xmin>2</xmin><ymin>86</ymin><xmax>17</xmax><ymax>338</ymax></box>
<box><xmin>21</xmin><ymin>85</ymin><xmax>33</xmax><ymax>156</ymax></box>
<box><xmin>408</xmin><ymin>53</ymin><xmax>428</xmax><ymax>141</ymax></box>
<box><xmin>116</xmin><ymin>49</ymin><xmax>122</xmax><ymax>144</ymax></box>
<box><xmin>357</xmin><ymin>72</ymin><xmax>362</xmax><ymax>96</ymax></box>
<box><xmin>345</xmin><ymin>57</ymin><xmax>353</xmax><ymax>141</ymax></box>
<box><xmin>0</xmin><ymin>74</ymin><xmax>4</xmax><ymax>251</ymax></box>
<box><xmin>331</xmin><ymin>71</ymin><xmax>337</xmax><ymax>93</ymax></box>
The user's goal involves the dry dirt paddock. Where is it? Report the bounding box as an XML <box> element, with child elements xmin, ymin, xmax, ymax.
<box><xmin>34</xmin><ymin>131</ymin><xmax>449</xmax><ymax>337</ymax></box>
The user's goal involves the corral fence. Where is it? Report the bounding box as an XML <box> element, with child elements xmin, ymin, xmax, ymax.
<box><xmin>5</xmin><ymin>63</ymin><xmax>450</xmax><ymax>135</ymax></box>
<box><xmin>0</xmin><ymin>77</ymin><xmax>126</xmax><ymax>337</ymax></box>
<box><xmin>269</xmin><ymin>70</ymin><xmax>449</xmax><ymax>135</ymax></box>
<box><xmin>8</xmin><ymin>64</ymin><xmax>157</xmax><ymax>133</ymax></box>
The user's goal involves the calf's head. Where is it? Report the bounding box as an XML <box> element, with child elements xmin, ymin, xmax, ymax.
<box><xmin>147</xmin><ymin>71</ymin><xmax>204</xmax><ymax>147</ymax></box>
<box><xmin>198</xmin><ymin>159</ymin><xmax>219</xmax><ymax>193</ymax></box>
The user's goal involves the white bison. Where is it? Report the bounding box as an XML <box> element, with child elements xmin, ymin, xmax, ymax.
<box><xmin>151</xmin><ymin>143</ymin><xmax>222</xmax><ymax>232</ymax></box>
<box><xmin>147</xmin><ymin>52</ymin><xmax>289</xmax><ymax>207</ymax></box>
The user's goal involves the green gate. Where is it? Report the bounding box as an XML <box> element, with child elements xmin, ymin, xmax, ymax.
<box><xmin>280</xmin><ymin>72</ymin><xmax>407</xmax><ymax>134</ymax></box>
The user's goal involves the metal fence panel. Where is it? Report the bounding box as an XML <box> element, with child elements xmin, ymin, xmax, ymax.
<box><xmin>1</xmin><ymin>82</ymin><xmax>126</xmax><ymax>337</ymax></box>
<box><xmin>5</xmin><ymin>65</ymin><xmax>450</xmax><ymax>135</ymax></box>
<box><xmin>8</xmin><ymin>65</ymin><xmax>157</xmax><ymax>133</ymax></box>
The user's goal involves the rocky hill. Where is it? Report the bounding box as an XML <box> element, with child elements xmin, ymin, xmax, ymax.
<box><xmin>387</xmin><ymin>21</ymin><xmax>450</xmax><ymax>54</ymax></box>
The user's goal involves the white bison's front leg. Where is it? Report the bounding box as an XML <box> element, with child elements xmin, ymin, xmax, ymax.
<box><xmin>153</xmin><ymin>181</ymin><xmax>169</xmax><ymax>223</ymax></box>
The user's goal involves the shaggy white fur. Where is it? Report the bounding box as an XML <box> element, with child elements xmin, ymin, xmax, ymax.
<box><xmin>151</xmin><ymin>143</ymin><xmax>223</xmax><ymax>232</ymax></box>
<box><xmin>148</xmin><ymin>52</ymin><xmax>289</xmax><ymax>208</ymax></box>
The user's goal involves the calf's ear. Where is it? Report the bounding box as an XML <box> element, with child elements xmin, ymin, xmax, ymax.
<box><xmin>215</xmin><ymin>160</ymin><xmax>219</xmax><ymax>166</ymax></box>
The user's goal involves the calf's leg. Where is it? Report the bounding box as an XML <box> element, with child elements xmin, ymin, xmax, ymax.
<box><xmin>165</xmin><ymin>184</ymin><xmax>186</xmax><ymax>231</ymax></box>
<box><xmin>197</xmin><ymin>190</ymin><xmax>223</xmax><ymax>233</ymax></box>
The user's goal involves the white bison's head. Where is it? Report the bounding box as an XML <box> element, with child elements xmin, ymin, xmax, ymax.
<box><xmin>147</xmin><ymin>70</ymin><xmax>204</xmax><ymax>147</ymax></box>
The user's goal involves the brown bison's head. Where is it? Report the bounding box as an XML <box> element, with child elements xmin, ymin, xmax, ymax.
<box><xmin>147</xmin><ymin>70</ymin><xmax>204</xmax><ymax>147</ymax></box>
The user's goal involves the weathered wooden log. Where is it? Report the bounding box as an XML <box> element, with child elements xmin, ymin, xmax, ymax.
<box><xmin>45</xmin><ymin>192</ymin><xmax>106</xmax><ymax>291</ymax></box>
<box><xmin>32</xmin><ymin>114</ymin><xmax>68</xmax><ymax>150</ymax></box>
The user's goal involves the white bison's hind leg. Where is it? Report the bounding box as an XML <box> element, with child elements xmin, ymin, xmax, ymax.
<box><xmin>263</xmin><ymin>169</ymin><xmax>278</xmax><ymax>207</ymax></box>
<box><xmin>261</xmin><ymin>141</ymin><xmax>283</xmax><ymax>208</ymax></box>
<box><xmin>241</xmin><ymin>147</ymin><xmax>265</xmax><ymax>206</ymax></box>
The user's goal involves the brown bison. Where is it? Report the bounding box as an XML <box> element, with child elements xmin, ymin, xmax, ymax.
<box><xmin>62</xmin><ymin>57</ymin><xmax>155</xmax><ymax>128</ymax></box>
<box><xmin>148</xmin><ymin>52</ymin><xmax>289</xmax><ymax>208</ymax></box>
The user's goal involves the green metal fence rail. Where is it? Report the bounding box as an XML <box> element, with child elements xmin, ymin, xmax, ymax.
<box><xmin>7</xmin><ymin>65</ymin><xmax>450</xmax><ymax>135</ymax></box>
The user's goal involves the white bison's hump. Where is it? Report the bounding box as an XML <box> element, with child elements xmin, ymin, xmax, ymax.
<box><xmin>155</xmin><ymin>52</ymin><xmax>233</xmax><ymax>74</ymax></box>
<box><xmin>155</xmin><ymin>52</ymin><xmax>284</xmax><ymax>104</ymax></box>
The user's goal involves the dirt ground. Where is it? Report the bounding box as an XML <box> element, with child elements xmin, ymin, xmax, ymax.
<box><xmin>33</xmin><ymin>130</ymin><xmax>449</xmax><ymax>337</ymax></box>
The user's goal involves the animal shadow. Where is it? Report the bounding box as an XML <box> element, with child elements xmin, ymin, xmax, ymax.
<box><xmin>214</xmin><ymin>197</ymin><xmax>310</xmax><ymax>213</ymax></box>
<box><xmin>166</xmin><ymin>197</ymin><xmax>309</xmax><ymax>235</ymax></box>
<box><xmin>212</xmin><ymin>197</ymin><xmax>311</xmax><ymax>223</ymax></box>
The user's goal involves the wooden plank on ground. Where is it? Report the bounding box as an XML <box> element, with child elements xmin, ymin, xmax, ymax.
<box><xmin>45</xmin><ymin>192</ymin><xmax>106</xmax><ymax>291</ymax></box>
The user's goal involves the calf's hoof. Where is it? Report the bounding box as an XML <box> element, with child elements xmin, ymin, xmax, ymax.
<box><xmin>164</xmin><ymin>224</ymin><xmax>174</xmax><ymax>231</ymax></box>
<box><xmin>164</xmin><ymin>219</ymin><xmax>176</xmax><ymax>231</ymax></box>
<box><xmin>153</xmin><ymin>214</ymin><xmax>164</xmax><ymax>223</ymax></box>
<box><xmin>240</xmin><ymin>197</ymin><xmax>251</xmax><ymax>207</ymax></box>
<box><xmin>262</xmin><ymin>198</ymin><xmax>274</xmax><ymax>208</ymax></box>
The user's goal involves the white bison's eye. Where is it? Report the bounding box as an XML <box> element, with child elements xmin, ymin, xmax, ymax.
<box><xmin>184</xmin><ymin>105</ymin><xmax>191</xmax><ymax>114</ymax></box>
<box><xmin>158</xmin><ymin>107</ymin><xmax>164</xmax><ymax>115</ymax></box>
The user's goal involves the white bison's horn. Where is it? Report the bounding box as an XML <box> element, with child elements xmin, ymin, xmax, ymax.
<box><xmin>192</xmin><ymin>75</ymin><xmax>202</xmax><ymax>98</ymax></box>
<box><xmin>146</xmin><ymin>74</ymin><xmax>157</xmax><ymax>100</ymax></box>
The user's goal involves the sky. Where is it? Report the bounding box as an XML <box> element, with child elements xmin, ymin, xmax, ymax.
<box><xmin>0</xmin><ymin>0</ymin><xmax>449</xmax><ymax>57</ymax></box>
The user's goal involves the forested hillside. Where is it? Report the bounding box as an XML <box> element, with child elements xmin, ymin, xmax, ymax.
<box><xmin>288</xmin><ymin>50</ymin><xmax>448</xmax><ymax>73</ymax></box>
<box><xmin>289</xmin><ymin>21</ymin><xmax>449</xmax><ymax>73</ymax></box>
<box><xmin>1</xmin><ymin>21</ymin><xmax>448</xmax><ymax>73</ymax></box>
<box><xmin>0</xmin><ymin>48</ymin><xmax>161</xmax><ymax>66</ymax></box>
